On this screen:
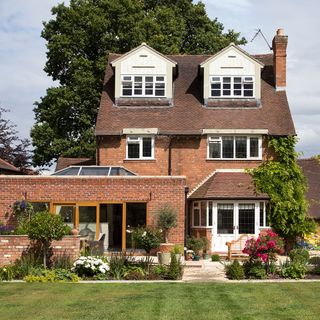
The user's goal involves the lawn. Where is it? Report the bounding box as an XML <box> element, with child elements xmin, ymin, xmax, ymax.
<box><xmin>1</xmin><ymin>282</ymin><xmax>320</xmax><ymax>320</ymax></box>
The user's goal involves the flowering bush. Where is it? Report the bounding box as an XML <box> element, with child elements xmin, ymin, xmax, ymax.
<box><xmin>242</xmin><ymin>230</ymin><xmax>284</xmax><ymax>274</ymax></box>
<box><xmin>72</xmin><ymin>256</ymin><xmax>109</xmax><ymax>277</ymax></box>
<box><xmin>131</xmin><ymin>227</ymin><xmax>162</xmax><ymax>254</ymax></box>
<box><xmin>0</xmin><ymin>224</ymin><xmax>15</xmax><ymax>235</ymax></box>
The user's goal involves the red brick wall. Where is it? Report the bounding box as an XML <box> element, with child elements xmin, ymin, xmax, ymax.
<box><xmin>0</xmin><ymin>235</ymin><xmax>80</xmax><ymax>267</ymax></box>
<box><xmin>99</xmin><ymin>135</ymin><xmax>273</xmax><ymax>190</ymax></box>
<box><xmin>0</xmin><ymin>176</ymin><xmax>186</xmax><ymax>245</ymax></box>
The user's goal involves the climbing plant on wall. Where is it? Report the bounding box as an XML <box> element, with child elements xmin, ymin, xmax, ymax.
<box><xmin>250</xmin><ymin>136</ymin><xmax>316</xmax><ymax>245</ymax></box>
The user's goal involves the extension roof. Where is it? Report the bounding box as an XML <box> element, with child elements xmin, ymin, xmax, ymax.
<box><xmin>96</xmin><ymin>51</ymin><xmax>295</xmax><ymax>136</ymax></box>
<box><xmin>298</xmin><ymin>158</ymin><xmax>320</xmax><ymax>219</ymax></box>
<box><xmin>55</xmin><ymin>157</ymin><xmax>96</xmax><ymax>172</ymax></box>
<box><xmin>189</xmin><ymin>171</ymin><xmax>269</xmax><ymax>200</ymax></box>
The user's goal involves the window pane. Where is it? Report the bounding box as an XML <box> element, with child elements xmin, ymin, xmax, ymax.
<box><xmin>234</xmin><ymin>90</ymin><xmax>241</xmax><ymax>96</ymax></box>
<box><xmin>222</xmin><ymin>136</ymin><xmax>234</xmax><ymax>158</ymax></box>
<box><xmin>250</xmin><ymin>137</ymin><xmax>259</xmax><ymax>157</ymax></box>
<box><xmin>123</xmin><ymin>89</ymin><xmax>132</xmax><ymax>96</ymax></box>
<box><xmin>201</xmin><ymin>202</ymin><xmax>206</xmax><ymax>226</ymax></box>
<box><xmin>234</xmin><ymin>77</ymin><xmax>241</xmax><ymax>83</ymax></box>
<box><xmin>260</xmin><ymin>202</ymin><xmax>264</xmax><ymax>227</ymax></box>
<box><xmin>134</xmin><ymin>76</ymin><xmax>142</xmax><ymax>82</ymax></box>
<box><xmin>223</xmin><ymin>77</ymin><xmax>231</xmax><ymax>83</ymax></box>
<box><xmin>209</xmin><ymin>141</ymin><xmax>221</xmax><ymax>158</ymax></box>
<box><xmin>31</xmin><ymin>202</ymin><xmax>49</xmax><ymax>213</ymax></box>
<box><xmin>79</xmin><ymin>206</ymin><xmax>97</xmax><ymax>240</ymax></box>
<box><xmin>208</xmin><ymin>202</ymin><xmax>213</xmax><ymax>227</ymax></box>
<box><xmin>212</xmin><ymin>90</ymin><xmax>221</xmax><ymax>97</ymax></box>
<box><xmin>193</xmin><ymin>209</ymin><xmax>200</xmax><ymax>226</ymax></box>
<box><xmin>212</xmin><ymin>83</ymin><xmax>221</xmax><ymax>89</ymax></box>
<box><xmin>223</xmin><ymin>90</ymin><xmax>231</xmax><ymax>95</ymax></box>
<box><xmin>156</xmin><ymin>76</ymin><xmax>164</xmax><ymax>81</ymax></box>
<box><xmin>142</xmin><ymin>137</ymin><xmax>152</xmax><ymax>157</ymax></box>
<box><xmin>128</xmin><ymin>143</ymin><xmax>140</xmax><ymax>158</ymax></box>
<box><xmin>238</xmin><ymin>204</ymin><xmax>255</xmax><ymax>234</ymax></box>
<box><xmin>155</xmin><ymin>90</ymin><xmax>165</xmax><ymax>96</ymax></box>
<box><xmin>244</xmin><ymin>90</ymin><xmax>253</xmax><ymax>97</ymax></box>
<box><xmin>145</xmin><ymin>76</ymin><xmax>153</xmax><ymax>82</ymax></box>
<box><xmin>212</xmin><ymin>77</ymin><xmax>220</xmax><ymax>82</ymax></box>
<box><xmin>235</xmin><ymin>136</ymin><xmax>247</xmax><ymax>158</ymax></box>
<box><xmin>217</xmin><ymin>204</ymin><xmax>234</xmax><ymax>234</ymax></box>
<box><xmin>56</xmin><ymin>205</ymin><xmax>75</xmax><ymax>229</ymax></box>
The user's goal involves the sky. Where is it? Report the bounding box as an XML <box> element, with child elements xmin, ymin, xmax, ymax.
<box><xmin>0</xmin><ymin>0</ymin><xmax>319</xmax><ymax>158</ymax></box>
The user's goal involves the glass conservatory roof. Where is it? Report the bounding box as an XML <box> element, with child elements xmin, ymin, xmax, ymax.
<box><xmin>52</xmin><ymin>166</ymin><xmax>136</xmax><ymax>176</ymax></box>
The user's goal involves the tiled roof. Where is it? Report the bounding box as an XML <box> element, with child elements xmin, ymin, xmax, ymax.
<box><xmin>96</xmin><ymin>53</ymin><xmax>295</xmax><ymax>136</ymax></box>
<box><xmin>0</xmin><ymin>158</ymin><xmax>20</xmax><ymax>172</ymax></box>
<box><xmin>55</xmin><ymin>157</ymin><xmax>96</xmax><ymax>172</ymax></box>
<box><xmin>189</xmin><ymin>171</ymin><xmax>269</xmax><ymax>200</ymax></box>
<box><xmin>298</xmin><ymin>158</ymin><xmax>320</xmax><ymax>219</ymax></box>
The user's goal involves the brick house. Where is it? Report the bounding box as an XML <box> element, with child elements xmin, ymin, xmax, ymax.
<box><xmin>0</xmin><ymin>29</ymin><xmax>295</xmax><ymax>253</ymax></box>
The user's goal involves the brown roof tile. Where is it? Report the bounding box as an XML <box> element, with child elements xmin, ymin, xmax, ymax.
<box><xmin>0</xmin><ymin>158</ymin><xmax>20</xmax><ymax>172</ymax></box>
<box><xmin>189</xmin><ymin>171</ymin><xmax>269</xmax><ymax>200</ymax></box>
<box><xmin>55</xmin><ymin>157</ymin><xmax>96</xmax><ymax>172</ymax></box>
<box><xmin>96</xmin><ymin>52</ymin><xmax>295</xmax><ymax>136</ymax></box>
<box><xmin>298</xmin><ymin>158</ymin><xmax>320</xmax><ymax>219</ymax></box>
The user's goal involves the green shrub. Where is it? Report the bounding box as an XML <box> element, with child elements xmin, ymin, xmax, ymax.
<box><xmin>225</xmin><ymin>260</ymin><xmax>245</xmax><ymax>280</ymax></box>
<box><xmin>289</xmin><ymin>248</ymin><xmax>309</xmax><ymax>265</ymax></box>
<box><xmin>280</xmin><ymin>260</ymin><xmax>307</xmax><ymax>279</ymax></box>
<box><xmin>152</xmin><ymin>265</ymin><xmax>168</xmax><ymax>278</ymax></box>
<box><xmin>12</xmin><ymin>251</ymin><xmax>43</xmax><ymax>279</ymax></box>
<box><xmin>166</xmin><ymin>253</ymin><xmax>183</xmax><ymax>280</ymax></box>
<box><xmin>27</xmin><ymin>211</ymin><xmax>71</xmax><ymax>268</ymax></box>
<box><xmin>243</xmin><ymin>260</ymin><xmax>267</xmax><ymax>279</ymax></box>
<box><xmin>187</xmin><ymin>236</ymin><xmax>204</xmax><ymax>256</ymax></box>
<box><xmin>211</xmin><ymin>254</ymin><xmax>220</xmax><ymax>262</ymax></box>
<box><xmin>124</xmin><ymin>266</ymin><xmax>146</xmax><ymax>280</ymax></box>
<box><xmin>132</xmin><ymin>227</ymin><xmax>162</xmax><ymax>254</ymax></box>
<box><xmin>24</xmin><ymin>268</ymin><xmax>79</xmax><ymax>282</ymax></box>
<box><xmin>0</xmin><ymin>265</ymin><xmax>15</xmax><ymax>281</ymax></box>
<box><xmin>108</xmin><ymin>254</ymin><xmax>129</xmax><ymax>280</ymax></box>
<box><xmin>171</xmin><ymin>244</ymin><xmax>184</xmax><ymax>254</ymax></box>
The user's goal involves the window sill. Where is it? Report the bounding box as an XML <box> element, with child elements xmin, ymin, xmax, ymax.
<box><xmin>206</xmin><ymin>158</ymin><xmax>262</xmax><ymax>161</ymax></box>
<box><xmin>124</xmin><ymin>158</ymin><xmax>156</xmax><ymax>162</ymax></box>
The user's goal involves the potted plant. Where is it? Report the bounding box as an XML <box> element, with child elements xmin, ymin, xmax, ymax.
<box><xmin>186</xmin><ymin>236</ymin><xmax>204</xmax><ymax>261</ymax></box>
<box><xmin>156</xmin><ymin>204</ymin><xmax>178</xmax><ymax>265</ymax></box>
<box><xmin>201</xmin><ymin>237</ymin><xmax>210</xmax><ymax>260</ymax></box>
<box><xmin>171</xmin><ymin>244</ymin><xmax>184</xmax><ymax>262</ymax></box>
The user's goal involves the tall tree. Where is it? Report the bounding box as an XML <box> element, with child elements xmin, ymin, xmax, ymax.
<box><xmin>0</xmin><ymin>108</ymin><xmax>32</xmax><ymax>171</ymax></box>
<box><xmin>31</xmin><ymin>0</ymin><xmax>246</xmax><ymax>166</ymax></box>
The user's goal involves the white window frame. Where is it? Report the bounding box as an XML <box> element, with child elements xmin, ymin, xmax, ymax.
<box><xmin>259</xmin><ymin>201</ymin><xmax>270</xmax><ymax>228</ymax></box>
<box><xmin>192</xmin><ymin>201</ymin><xmax>213</xmax><ymax>228</ymax></box>
<box><xmin>126</xmin><ymin>135</ymin><xmax>155</xmax><ymax>160</ymax></box>
<box><xmin>121</xmin><ymin>75</ymin><xmax>166</xmax><ymax>97</ymax></box>
<box><xmin>207</xmin><ymin>135</ymin><xmax>262</xmax><ymax>160</ymax></box>
<box><xmin>210</xmin><ymin>76</ymin><xmax>255</xmax><ymax>98</ymax></box>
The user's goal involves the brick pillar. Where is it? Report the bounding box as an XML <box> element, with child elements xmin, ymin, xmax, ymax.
<box><xmin>272</xmin><ymin>28</ymin><xmax>288</xmax><ymax>91</ymax></box>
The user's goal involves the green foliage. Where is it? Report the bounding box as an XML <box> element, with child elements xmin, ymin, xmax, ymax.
<box><xmin>171</xmin><ymin>244</ymin><xmax>184</xmax><ymax>254</ymax></box>
<box><xmin>186</xmin><ymin>236</ymin><xmax>207</xmax><ymax>255</ymax></box>
<box><xmin>157</xmin><ymin>204</ymin><xmax>177</xmax><ymax>243</ymax></box>
<box><xmin>166</xmin><ymin>253</ymin><xmax>183</xmax><ymax>280</ymax></box>
<box><xmin>27</xmin><ymin>211</ymin><xmax>71</xmax><ymax>268</ymax></box>
<box><xmin>211</xmin><ymin>254</ymin><xmax>220</xmax><ymax>262</ymax></box>
<box><xmin>51</xmin><ymin>254</ymin><xmax>73</xmax><ymax>269</ymax></box>
<box><xmin>289</xmin><ymin>248</ymin><xmax>310</xmax><ymax>265</ymax></box>
<box><xmin>0</xmin><ymin>266</ymin><xmax>15</xmax><ymax>281</ymax></box>
<box><xmin>250</xmin><ymin>136</ymin><xmax>317</xmax><ymax>243</ymax></box>
<box><xmin>31</xmin><ymin>0</ymin><xmax>246</xmax><ymax>166</ymax></box>
<box><xmin>24</xmin><ymin>268</ymin><xmax>79</xmax><ymax>283</ymax></box>
<box><xmin>132</xmin><ymin>227</ymin><xmax>162</xmax><ymax>253</ymax></box>
<box><xmin>225</xmin><ymin>260</ymin><xmax>245</xmax><ymax>280</ymax></box>
<box><xmin>108</xmin><ymin>254</ymin><xmax>129</xmax><ymax>280</ymax></box>
<box><xmin>243</xmin><ymin>260</ymin><xmax>267</xmax><ymax>279</ymax></box>
<box><xmin>280</xmin><ymin>260</ymin><xmax>307</xmax><ymax>279</ymax></box>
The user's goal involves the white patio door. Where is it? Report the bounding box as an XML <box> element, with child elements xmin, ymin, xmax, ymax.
<box><xmin>213</xmin><ymin>203</ymin><xmax>236</xmax><ymax>252</ymax></box>
<box><xmin>212</xmin><ymin>202</ymin><xmax>259</xmax><ymax>252</ymax></box>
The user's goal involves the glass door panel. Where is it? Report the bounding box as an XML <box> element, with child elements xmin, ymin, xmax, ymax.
<box><xmin>100</xmin><ymin>204</ymin><xmax>123</xmax><ymax>251</ymax></box>
<box><xmin>217</xmin><ymin>204</ymin><xmax>234</xmax><ymax>234</ymax></box>
<box><xmin>78</xmin><ymin>206</ymin><xmax>97</xmax><ymax>240</ymax></box>
<box><xmin>126</xmin><ymin>203</ymin><xmax>147</xmax><ymax>249</ymax></box>
<box><xmin>54</xmin><ymin>205</ymin><xmax>75</xmax><ymax>229</ymax></box>
<box><xmin>238</xmin><ymin>203</ymin><xmax>255</xmax><ymax>234</ymax></box>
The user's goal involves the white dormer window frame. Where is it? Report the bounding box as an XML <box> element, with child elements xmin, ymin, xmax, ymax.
<box><xmin>210</xmin><ymin>76</ymin><xmax>255</xmax><ymax>98</ymax></box>
<box><xmin>121</xmin><ymin>75</ymin><xmax>166</xmax><ymax>97</ymax></box>
<box><xmin>126</xmin><ymin>135</ymin><xmax>155</xmax><ymax>160</ymax></box>
<box><xmin>207</xmin><ymin>135</ymin><xmax>262</xmax><ymax>160</ymax></box>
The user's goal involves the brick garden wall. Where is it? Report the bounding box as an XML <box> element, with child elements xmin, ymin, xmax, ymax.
<box><xmin>0</xmin><ymin>176</ymin><xmax>186</xmax><ymax>245</ymax></box>
<box><xmin>0</xmin><ymin>235</ymin><xmax>80</xmax><ymax>267</ymax></box>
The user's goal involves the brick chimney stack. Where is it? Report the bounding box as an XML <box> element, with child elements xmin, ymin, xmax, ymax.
<box><xmin>272</xmin><ymin>28</ymin><xmax>288</xmax><ymax>91</ymax></box>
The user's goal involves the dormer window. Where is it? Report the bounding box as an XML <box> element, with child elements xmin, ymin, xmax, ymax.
<box><xmin>121</xmin><ymin>75</ymin><xmax>166</xmax><ymax>97</ymax></box>
<box><xmin>210</xmin><ymin>76</ymin><xmax>254</xmax><ymax>98</ymax></box>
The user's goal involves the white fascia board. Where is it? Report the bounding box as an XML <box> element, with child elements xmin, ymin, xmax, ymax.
<box><xmin>202</xmin><ymin>129</ymin><xmax>268</xmax><ymax>135</ymax></box>
<box><xmin>122</xmin><ymin>128</ymin><xmax>159</xmax><ymax>135</ymax></box>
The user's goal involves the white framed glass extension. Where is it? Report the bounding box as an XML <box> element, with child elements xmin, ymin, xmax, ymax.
<box><xmin>191</xmin><ymin>200</ymin><xmax>268</xmax><ymax>252</ymax></box>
